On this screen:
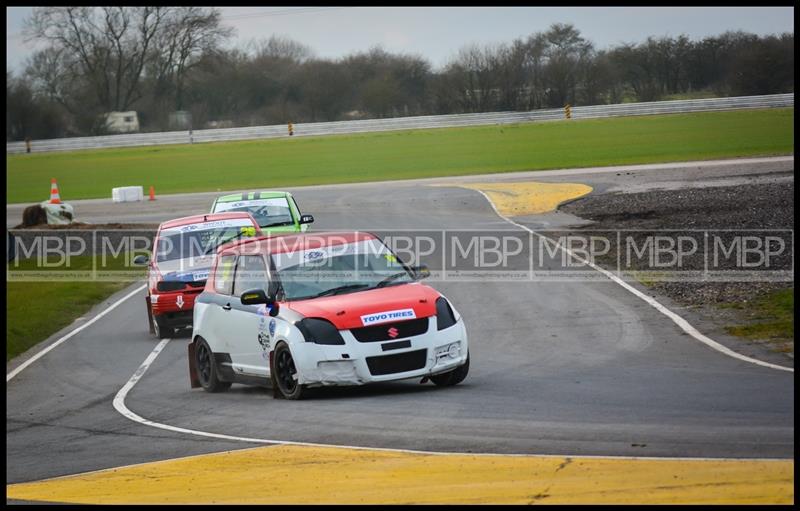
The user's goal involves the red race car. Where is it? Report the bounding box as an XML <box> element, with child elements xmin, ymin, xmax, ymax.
<box><xmin>135</xmin><ymin>212</ymin><xmax>262</xmax><ymax>338</ymax></box>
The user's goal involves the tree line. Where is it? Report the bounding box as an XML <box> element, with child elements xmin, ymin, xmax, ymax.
<box><xmin>6</xmin><ymin>7</ymin><xmax>794</xmax><ymax>141</ymax></box>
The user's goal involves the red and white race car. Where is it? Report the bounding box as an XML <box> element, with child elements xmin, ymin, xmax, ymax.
<box><xmin>189</xmin><ymin>231</ymin><xmax>469</xmax><ymax>399</ymax></box>
<box><xmin>136</xmin><ymin>212</ymin><xmax>261</xmax><ymax>338</ymax></box>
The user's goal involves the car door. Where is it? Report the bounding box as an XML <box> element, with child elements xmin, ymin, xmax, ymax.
<box><xmin>204</xmin><ymin>254</ymin><xmax>237</xmax><ymax>354</ymax></box>
<box><xmin>229</xmin><ymin>254</ymin><xmax>272</xmax><ymax>377</ymax></box>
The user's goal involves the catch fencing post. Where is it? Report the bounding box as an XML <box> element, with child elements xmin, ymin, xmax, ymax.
<box><xmin>565</xmin><ymin>104</ymin><xmax>572</xmax><ymax>119</ymax></box>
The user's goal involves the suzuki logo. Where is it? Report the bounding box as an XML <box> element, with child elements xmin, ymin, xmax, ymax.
<box><xmin>176</xmin><ymin>294</ymin><xmax>184</xmax><ymax>309</ymax></box>
<box><xmin>387</xmin><ymin>327</ymin><xmax>399</xmax><ymax>338</ymax></box>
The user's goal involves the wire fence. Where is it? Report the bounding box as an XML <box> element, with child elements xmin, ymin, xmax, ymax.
<box><xmin>7</xmin><ymin>93</ymin><xmax>793</xmax><ymax>154</ymax></box>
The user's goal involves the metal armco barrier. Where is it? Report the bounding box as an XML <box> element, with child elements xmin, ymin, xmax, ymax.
<box><xmin>7</xmin><ymin>93</ymin><xmax>793</xmax><ymax>154</ymax></box>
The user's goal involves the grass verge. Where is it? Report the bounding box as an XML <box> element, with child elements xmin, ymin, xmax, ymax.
<box><xmin>7</xmin><ymin>108</ymin><xmax>794</xmax><ymax>204</ymax></box>
<box><xmin>723</xmin><ymin>288</ymin><xmax>794</xmax><ymax>352</ymax></box>
<box><xmin>6</xmin><ymin>255</ymin><xmax>144</xmax><ymax>361</ymax></box>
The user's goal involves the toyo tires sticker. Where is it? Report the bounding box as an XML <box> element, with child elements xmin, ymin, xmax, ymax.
<box><xmin>361</xmin><ymin>308</ymin><xmax>416</xmax><ymax>326</ymax></box>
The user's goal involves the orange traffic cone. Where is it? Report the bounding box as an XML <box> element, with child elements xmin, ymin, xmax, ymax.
<box><xmin>149</xmin><ymin>186</ymin><xmax>156</xmax><ymax>201</ymax></box>
<box><xmin>49</xmin><ymin>178</ymin><xmax>62</xmax><ymax>204</ymax></box>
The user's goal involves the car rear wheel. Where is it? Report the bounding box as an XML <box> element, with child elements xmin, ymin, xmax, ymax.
<box><xmin>195</xmin><ymin>338</ymin><xmax>231</xmax><ymax>393</ymax></box>
<box><xmin>273</xmin><ymin>343</ymin><xmax>306</xmax><ymax>400</ymax></box>
<box><xmin>146</xmin><ymin>297</ymin><xmax>155</xmax><ymax>335</ymax></box>
<box><xmin>431</xmin><ymin>351</ymin><xmax>470</xmax><ymax>387</ymax></box>
<box><xmin>153</xmin><ymin>316</ymin><xmax>173</xmax><ymax>340</ymax></box>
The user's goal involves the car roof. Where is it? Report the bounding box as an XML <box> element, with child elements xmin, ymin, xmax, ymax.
<box><xmin>220</xmin><ymin>231</ymin><xmax>378</xmax><ymax>256</ymax></box>
<box><xmin>159</xmin><ymin>212</ymin><xmax>257</xmax><ymax>230</ymax></box>
<box><xmin>214</xmin><ymin>191</ymin><xmax>290</xmax><ymax>203</ymax></box>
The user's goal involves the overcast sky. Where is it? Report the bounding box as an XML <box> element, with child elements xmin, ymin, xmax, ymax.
<box><xmin>6</xmin><ymin>6</ymin><xmax>795</xmax><ymax>74</ymax></box>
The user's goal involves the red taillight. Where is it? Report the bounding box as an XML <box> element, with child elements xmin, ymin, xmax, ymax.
<box><xmin>149</xmin><ymin>264</ymin><xmax>163</xmax><ymax>293</ymax></box>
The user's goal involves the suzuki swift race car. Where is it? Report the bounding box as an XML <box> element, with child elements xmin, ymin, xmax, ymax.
<box><xmin>210</xmin><ymin>191</ymin><xmax>314</xmax><ymax>232</ymax></box>
<box><xmin>136</xmin><ymin>212</ymin><xmax>262</xmax><ymax>339</ymax></box>
<box><xmin>189</xmin><ymin>231</ymin><xmax>469</xmax><ymax>399</ymax></box>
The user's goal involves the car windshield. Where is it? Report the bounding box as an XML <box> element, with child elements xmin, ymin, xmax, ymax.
<box><xmin>213</xmin><ymin>197</ymin><xmax>294</xmax><ymax>228</ymax></box>
<box><xmin>271</xmin><ymin>238</ymin><xmax>415</xmax><ymax>301</ymax></box>
<box><xmin>156</xmin><ymin>219</ymin><xmax>257</xmax><ymax>263</ymax></box>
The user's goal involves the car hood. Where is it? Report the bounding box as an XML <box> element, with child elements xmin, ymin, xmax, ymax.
<box><xmin>286</xmin><ymin>282</ymin><xmax>440</xmax><ymax>330</ymax></box>
<box><xmin>155</xmin><ymin>255</ymin><xmax>215</xmax><ymax>281</ymax></box>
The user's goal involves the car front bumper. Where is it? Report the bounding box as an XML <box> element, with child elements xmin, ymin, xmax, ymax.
<box><xmin>290</xmin><ymin>318</ymin><xmax>468</xmax><ymax>387</ymax></box>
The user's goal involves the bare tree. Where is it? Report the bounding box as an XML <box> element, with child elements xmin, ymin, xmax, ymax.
<box><xmin>449</xmin><ymin>43</ymin><xmax>503</xmax><ymax>112</ymax></box>
<box><xmin>580</xmin><ymin>50</ymin><xmax>617</xmax><ymax>105</ymax></box>
<box><xmin>297</xmin><ymin>59</ymin><xmax>350</xmax><ymax>121</ymax></box>
<box><xmin>24</xmin><ymin>47</ymin><xmax>110</xmax><ymax>134</ymax></box>
<box><xmin>251</xmin><ymin>35</ymin><xmax>312</xmax><ymax>63</ymax></box>
<box><xmin>521</xmin><ymin>33</ymin><xmax>548</xmax><ymax>109</ymax></box>
<box><xmin>495</xmin><ymin>41</ymin><xmax>526</xmax><ymax>110</ymax></box>
<box><xmin>149</xmin><ymin>7</ymin><xmax>234</xmax><ymax>110</ymax></box>
<box><xmin>245</xmin><ymin>36</ymin><xmax>311</xmax><ymax>123</ymax></box>
<box><xmin>609</xmin><ymin>43</ymin><xmax>661</xmax><ymax>101</ymax></box>
<box><xmin>25</xmin><ymin>7</ymin><xmax>167</xmax><ymax>112</ymax></box>
<box><xmin>542</xmin><ymin>23</ymin><xmax>593</xmax><ymax>107</ymax></box>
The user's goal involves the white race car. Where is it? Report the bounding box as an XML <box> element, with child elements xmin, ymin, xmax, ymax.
<box><xmin>189</xmin><ymin>231</ymin><xmax>469</xmax><ymax>399</ymax></box>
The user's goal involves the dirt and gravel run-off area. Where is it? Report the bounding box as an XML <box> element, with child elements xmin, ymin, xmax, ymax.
<box><xmin>560</xmin><ymin>181</ymin><xmax>794</xmax><ymax>358</ymax></box>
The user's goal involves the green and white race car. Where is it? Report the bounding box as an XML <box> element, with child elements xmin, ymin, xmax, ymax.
<box><xmin>210</xmin><ymin>191</ymin><xmax>314</xmax><ymax>233</ymax></box>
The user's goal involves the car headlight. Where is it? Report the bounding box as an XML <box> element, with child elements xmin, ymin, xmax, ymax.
<box><xmin>436</xmin><ymin>297</ymin><xmax>457</xmax><ymax>330</ymax></box>
<box><xmin>295</xmin><ymin>318</ymin><xmax>346</xmax><ymax>345</ymax></box>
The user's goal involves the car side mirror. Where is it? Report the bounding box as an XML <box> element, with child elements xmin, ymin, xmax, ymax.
<box><xmin>300</xmin><ymin>214</ymin><xmax>314</xmax><ymax>224</ymax></box>
<box><xmin>241</xmin><ymin>288</ymin><xmax>268</xmax><ymax>305</ymax></box>
<box><xmin>411</xmin><ymin>264</ymin><xmax>431</xmax><ymax>280</ymax></box>
<box><xmin>133</xmin><ymin>254</ymin><xmax>150</xmax><ymax>266</ymax></box>
<box><xmin>241</xmin><ymin>287</ymin><xmax>281</xmax><ymax>316</ymax></box>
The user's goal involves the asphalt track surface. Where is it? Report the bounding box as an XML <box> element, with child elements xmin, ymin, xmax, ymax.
<box><xmin>6</xmin><ymin>157</ymin><xmax>794</xmax><ymax>486</ymax></box>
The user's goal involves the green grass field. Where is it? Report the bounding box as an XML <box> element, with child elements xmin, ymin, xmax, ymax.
<box><xmin>6</xmin><ymin>108</ymin><xmax>794</xmax><ymax>204</ymax></box>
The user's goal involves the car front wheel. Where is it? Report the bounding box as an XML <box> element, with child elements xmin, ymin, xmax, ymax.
<box><xmin>430</xmin><ymin>351</ymin><xmax>470</xmax><ymax>387</ymax></box>
<box><xmin>273</xmin><ymin>343</ymin><xmax>306</xmax><ymax>400</ymax></box>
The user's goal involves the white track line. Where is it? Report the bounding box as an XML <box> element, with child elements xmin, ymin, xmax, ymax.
<box><xmin>112</xmin><ymin>336</ymin><xmax>790</xmax><ymax>461</ymax></box>
<box><xmin>6</xmin><ymin>284</ymin><xmax>147</xmax><ymax>382</ymax></box>
<box><xmin>113</xmin><ymin>337</ymin><xmax>276</xmax><ymax>444</ymax></box>
<box><xmin>469</xmin><ymin>189</ymin><xmax>793</xmax><ymax>373</ymax></box>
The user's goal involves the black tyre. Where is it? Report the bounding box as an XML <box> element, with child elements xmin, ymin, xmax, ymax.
<box><xmin>273</xmin><ymin>343</ymin><xmax>306</xmax><ymax>400</ymax></box>
<box><xmin>430</xmin><ymin>351</ymin><xmax>470</xmax><ymax>387</ymax></box>
<box><xmin>152</xmin><ymin>315</ymin><xmax>173</xmax><ymax>340</ymax></box>
<box><xmin>146</xmin><ymin>297</ymin><xmax>155</xmax><ymax>335</ymax></box>
<box><xmin>195</xmin><ymin>337</ymin><xmax>231</xmax><ymax>393</ymax></box>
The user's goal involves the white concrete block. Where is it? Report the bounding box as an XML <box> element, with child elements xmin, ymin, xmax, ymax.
<box><xmin>112</xmin><ymin>186</ymin><xmax>144</xmax><ymax>203</ymax></box>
